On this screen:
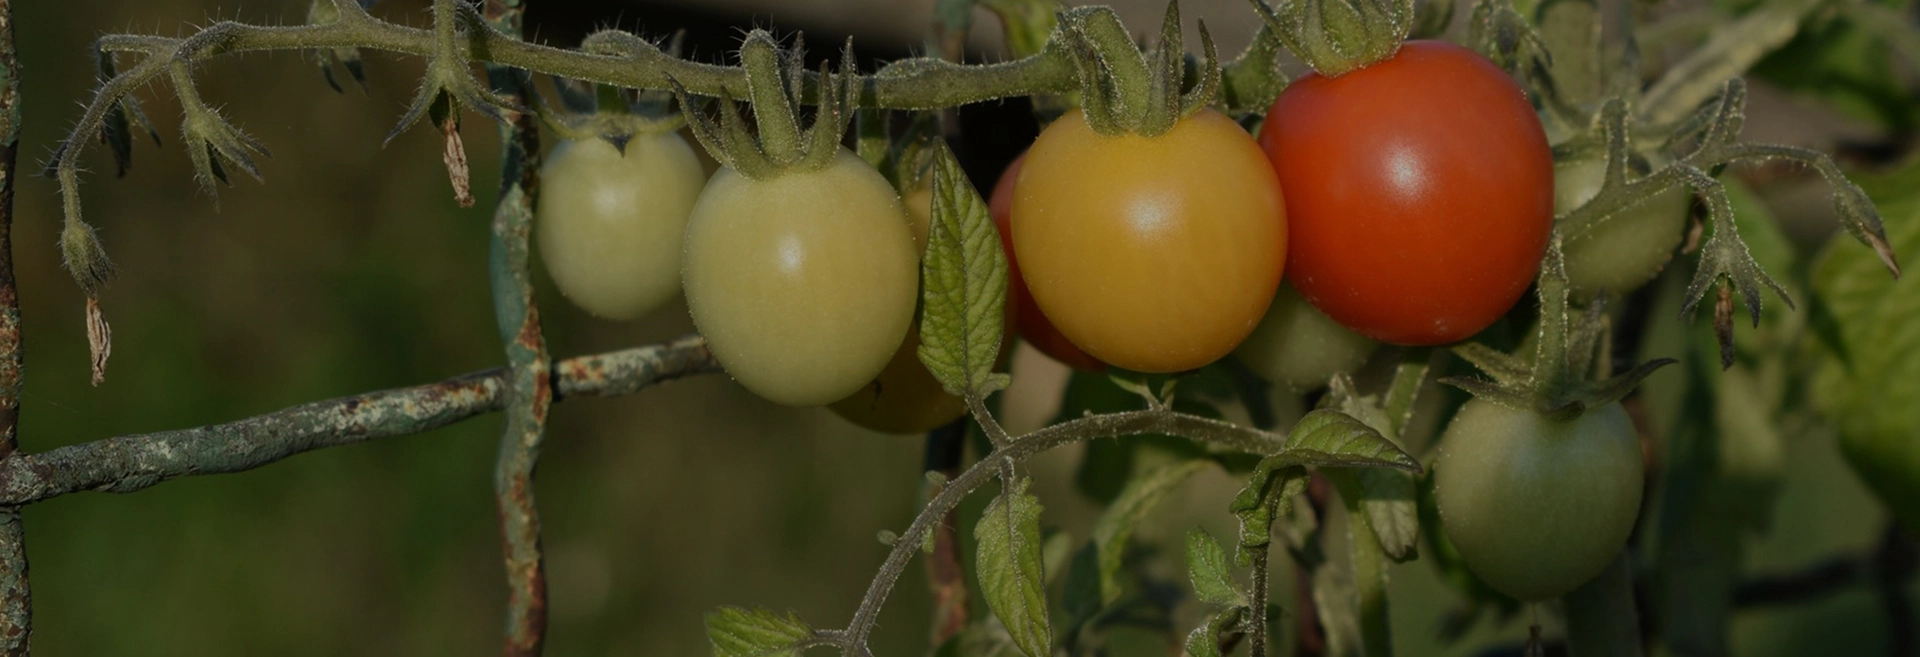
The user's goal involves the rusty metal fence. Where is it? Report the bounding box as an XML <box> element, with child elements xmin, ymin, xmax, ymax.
<box><xmin>0</xmin><ymin>2</ymin><xmax>731</xmax><ymax>654</ymax></box>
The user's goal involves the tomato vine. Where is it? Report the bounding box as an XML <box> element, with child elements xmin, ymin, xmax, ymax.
<box><xmin>9</xmin><ymin>0</ymin><xmax>1913</xmax><ymax>655</ymax></box>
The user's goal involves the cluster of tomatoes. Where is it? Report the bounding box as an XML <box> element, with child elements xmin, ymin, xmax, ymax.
<box><xmin>539</xmin><ymin>40</ymin><xmax>1554</xmax><ymax>409</ymax></box>
<box><xmin>535</xmin><ymin>39</ymin><xmax>1653</xmax><ymax>604</ymax></box>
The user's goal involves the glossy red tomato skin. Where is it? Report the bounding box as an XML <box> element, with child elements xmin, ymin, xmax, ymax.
<box><xmin>988</xmin><ymin>154</ymin><xmax>1107</xmax><ymax>372</ymax></box>
<box><xmin>1259</xmin><ymin>40</ymin><xmax>1553</xmax><ymax>346</ymax></box>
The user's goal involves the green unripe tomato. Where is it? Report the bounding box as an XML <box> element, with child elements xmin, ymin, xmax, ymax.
<box><xmin>683</xmin><ymin>149</ymin><xmax>919</xmax><ymax>406</ymax></box>
<box><xmin>829</xmin><ymin>185</ymin><xmax>970</xmax><ymax>433</ymax></box>
<box><xmin>1555</xmin><ymin>156</ymin><xmax>1692</xmax><ymax>296</ymax></box>
<box><xmin>535</xmin><ymin>133</ymin><xmax>706</xmax><ymax>320</ymax></box>
<box><xmin>1434</xmin><ymin>399</ymin><xmax>1643</xmax><ymax>601</ymax></box>
<box><xmin>1232</xmin><ymin>282</ymin><xmax>1378</xmax><ymax>391</ymax></box>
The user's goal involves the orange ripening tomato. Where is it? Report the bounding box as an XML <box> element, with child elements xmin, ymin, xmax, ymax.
<box><xmin>1012</xmin><ymin>108</ymin><xmax>1287</xmax><ymax>373</ymax></box>
<box><xmin>988</xmin><ymin>154</ymin><xmax>1106</xmax><ymax>372</ymax></box>
<box><xmin>1259</xmin><ymin>40</ymin><xmax>1553</xmax><ymax>346</ymax></box>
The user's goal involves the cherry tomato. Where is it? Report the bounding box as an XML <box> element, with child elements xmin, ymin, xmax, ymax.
<box><xmin>988</xmin><ymin>154</ymin><xmax>1105</xmax><ymax>371</ymax></box>
<box><xmin>1012</xmin><ymin>109</ymin><xmax>1287</xmax><ymax>373</ymax></box>
<box><xmin>536</xmin><ymin>133</ymin><xmax>706</xmax><ymax>320</ymax></box>
<box><xmin>1232</xmin><ymin>281</ymin><xmax>1378</xmax><ymax>391</ymax></box>
<box><xmin>830</xmin><ymin>185</ymin><xmax>970</xmax><ymax>433</ymax></box>
<box><xmin>1260</xmin><ymin>40</ymin><xmax>1553</xmax><ymax>346</ymax></box>
<box><xmin>1554</xmin><ymin>156</ymin><xmax>1691</xmax><ymax>296</ymax></box>
<box><xmin>683</xmin><ymin>149</ymin><xmax>919</xmax><ymax>406</ymax></box>
<box><xmin>1433</xmin><ymin>399</ymin><xmax>1644</xmax><ymax>601</ymax></box>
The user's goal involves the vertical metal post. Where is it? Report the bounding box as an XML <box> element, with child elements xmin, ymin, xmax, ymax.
<box><xmin>480</xmin><ymin>1</ymin><xmax>550</xmax><ymax>654</ymax></box>
<box><xmin>0</xmin><ymin>2</ymin><xmax>31</xmax><ymax>654</ymax></box>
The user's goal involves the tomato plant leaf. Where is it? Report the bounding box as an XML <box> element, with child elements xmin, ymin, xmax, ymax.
<box><xmin>1810</xmin><ymin>184</ymin><xmax>1920</xmax><ymax>529</ymax></box>
<box><xmin>704</xmin><ymin>606</ymin><xmax>812</xmax><ymax>657</ymax></box>
<box><xmin>1310</xmin><ymin>507</ymin><xmax>1365</xmax><ymax>657</ymax></box>
<box><xmin>919</xmin><ymin>141</ymin><xmax>1012</xmax><ymax>399</ymax></box>
<box><xmin>1228</xmin><ymin>410</ymin><xmax>1416</xmax><ymax>564</ymax></box>
<box><xmin>974</xmin><ymin>477</ymin><xmax>1053</xmax><ymax>657</ymax></box>
<box><xmin>1182</xmin><ymin>606</ymin><xmax>1245</xmax><ymax>657</ymax></box>
<box><xmin>1281</xmin><ymin>410</ymin><xmax>1423</xmax><ymax>473</ymax></box>
<box><xmin>1327</xmin><ymin>376</ymin><xmax>1423</xmax><ymax>562</ymax></box>
<box><xmin>1229</xmin><ymin>459</ymin><xmax>1308</xmax><ymax>566</ymax></box>
<box><xmin>1090</xmin><ymin>459</ymin><xmax>1209</xmax><ymax>606</ymax></box>
<box><xmin>1185</xmin><ymin>528</ymin><xmax>1244</xmax><ymax>607</ymax></box>
<box><xmin>1356</xmin><ymin>469</ymin><xmax>1420</xmax><ymax>562</ymax></box>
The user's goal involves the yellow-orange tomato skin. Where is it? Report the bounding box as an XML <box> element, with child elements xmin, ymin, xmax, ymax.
<box><xmin>1010</xmin><ymin>109</ymin><xmax>1287</xmax><ymax>373</ymax></box>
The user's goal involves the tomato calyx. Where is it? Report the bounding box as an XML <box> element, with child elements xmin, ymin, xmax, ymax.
<box><xmin>1442</xmin><ymin>236</ymin><xmax>1675</xmax><ymax>422</ymax></box>
<box><xmin>1248</xmin><ymin>0</ymin><xmax>1413</xmax><ymax>78</ymax></box>
<box><xmin>1056</xmin><ymin>2</ymin><xmax>1220</xmax><ymax>137</ymax></box>
<box><xmin>669</xmin><ymin>30</ymin><xmax>859</xmax><ymax>180</ymax></box>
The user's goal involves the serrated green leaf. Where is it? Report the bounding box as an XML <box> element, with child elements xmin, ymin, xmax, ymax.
<box><xmin>974</xmin><ymin>477</ymin><xmax>1052</xmax><ymax>657</ymax></box>
<box><xmin>1185</xmin><ymin>528</ymin><xmax>1244</xmax><ymax>607</ymax></box>
<box><xmin>919</xmin><ymin>142</ymin><xmax>1012</xmax><ymax>399</ymax></box>
<box><xmin>1810</xmin><ymin>186</ymin><xmax>1920</xmax><ymax>529</ymax></box>
<box><xmin>705</xmin><ymin>606</ymin><xmax>812</xmax><ymax>657</ymax></box>
<box><xmin>1311</xmin><ymin>506</ymin><xmax>1364</xmax><ymax>657</ymax></box>
<box><xmin>1356</xmin><ymin>468</ymin><xmax>1420</xmax><ymax>562</ymax></box>
<box><xmin>1089</xmin><ymin>459</ymin><xmax>1208</xmax><ymax>606</ymax></box>
<box><xmin>1230</xmin><ymin>461</ymin><xmax>1308</xmax><ymax>566</ymax></box>
<box><xmin>1281</xmin><ymin>410</ymin><xmax>1424</xmax><ymax>473</ymax></box>
<box><xmin>1183</xmin><ymin>606</ymin><xmax>1246</xmax><ymax>657</ymax></box>
<box><xmin>1229</xmin><ymin>410</ymin><xmax>1418</xmax><ymax>566</ymax></box>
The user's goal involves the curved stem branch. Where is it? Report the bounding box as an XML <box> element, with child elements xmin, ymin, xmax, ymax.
<box><xmin>839</xmin><ymin>410</ymin><xmax>1284</xmax><ymax>650</ymax></box>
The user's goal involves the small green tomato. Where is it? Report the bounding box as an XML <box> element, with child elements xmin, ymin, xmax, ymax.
<box><xmin>536</xmin><ymin>132</ymin><xmax>707</xmax><ymax>320</ymax></box>
<box><xmin>1434</xmin><ymin>399</ymin><xmax>1643</xmax><ymax>602</ymax></box>
<box><xmin>1232</xmin><ymin>282</ymin><xmax>1378</xmax><ymax>391</ymax></box>
<box><xmin>682</xmin><ymin>149</ymin><xmax>919</xmax><ymax>407</ymax></box>
<box><xmin>1555</xmin><ymin>156</ymin><xmax>1692</xmax><ymax>296</ymax></box>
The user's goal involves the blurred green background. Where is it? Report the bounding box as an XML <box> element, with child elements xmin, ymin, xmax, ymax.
<box><xmin>7</xmin><ymin>0</ymin><xmax>1910</xmax><ymax>655</ymax></box>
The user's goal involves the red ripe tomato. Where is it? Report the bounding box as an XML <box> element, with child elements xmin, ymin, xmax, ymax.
<box><xmin>988</xmin><ymin>154</ymin><xmax>1107</xmax><ymax>372</ymax></box>
<box><xmin>1258</xmin><ymin>40</ymin><xmax>1553</xmax><ymax>346</ymax></box>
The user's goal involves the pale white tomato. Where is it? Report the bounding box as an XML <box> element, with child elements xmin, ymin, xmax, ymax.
<box><xmin>536</xmin><ymin>133</ymin><xmax>706</xmax><ymax>320</ymax></box>
<box><xmin>682</xmin><ymin>150</ymin><xmax>919</xmax><ymax>406</ymax></box>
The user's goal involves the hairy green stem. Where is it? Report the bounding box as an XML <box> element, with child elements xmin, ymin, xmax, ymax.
<box><xmin>1248</xmin><ymin>543</ymin><xmax>1273</xmax><ymax>657</ymax></box>
<box><xmin>84</xmin><ymin>14</ymin><xmax>1074</xmax><ymax>115</ymax></box>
